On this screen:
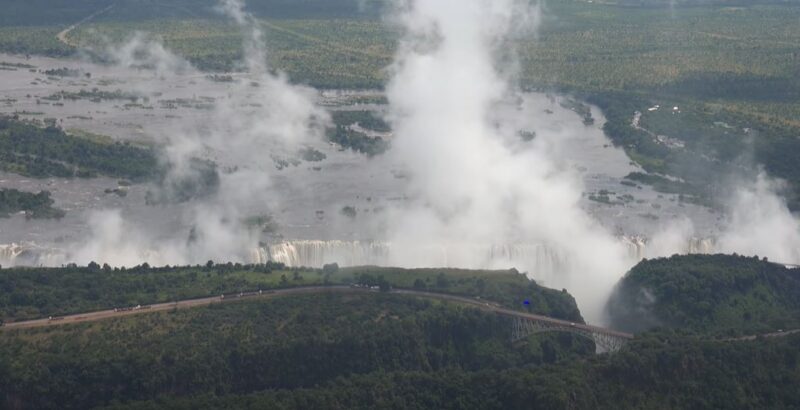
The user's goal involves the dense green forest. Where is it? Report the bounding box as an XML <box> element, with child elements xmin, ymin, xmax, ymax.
<box><xmin>2</xmin><ymin>257</ymin><xmax>800</xmax><ymax>408</ymax></box>
<box><xmin>0</xmin><ymin>116</ymin><xmax>158</xmax><ymax>180</ymax></box>
<box><xmin>0</xmin><ymin>189</ymin><xmax>64</xmax><ymax>219</ymax></box>
<box><xmin>606</xmin><ymin>254</ymin><xmax>800</xmax><ymax>334</ymax></box>
<box><xmin>0</xmin><ymin>264</ymin><xmax>590</xmax><ymax>409</ymax></box>
<box><xmin>95</xmin><ymin>330</ymin><xmax>800</xmax><ymax>410</ymax></box>
<box><xmin>0</xmin><ymin>264</ymin><xmax>581</xmax><ymax>323</ymax></box>
<box><xmin>0</xmin><ymin>294</ymin><xmax>593</xmax><ymax>410</ymax></box>
<box><xmin>2</xmin><ymin>294</ymin><xmax>798</xmax><ymax>409</ymax></box>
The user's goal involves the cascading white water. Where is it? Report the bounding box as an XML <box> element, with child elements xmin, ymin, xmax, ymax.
<box><xmin>620</xmin><ymin>236</ymin><xmax>715</xmax><ymax>260</ymax></box>
<box><xmin>254</xmin><ymin>240</ymin><xmax>617</xmax><ymax>288</ymax></box>
<box><xmin>0</xmin><ymin>235</ymin><xmax>718</xmax><ymax>270</ymax></box>
<box><xmin>0</xmin><ymin>243</ymin><xmax>67</xmax><ymax>267</ymax></box>
<box><xmin>255</xmin><ymin>236</ymin><xmax>719</xmax><ymax>279</ymax></box>
<box><xmin>253</xmin><ymin>240</ymin><xmax>392</xmax><ymax>267</ymax></box>
<box><xmin>0</xmin><ymin>243</ymin><xmax>26</xmax><ymax>266</ymax></box>
<box><xmin>256</xmin><ymin>241</ymin><xmax>575</xmax><ymax>282</ymax></box>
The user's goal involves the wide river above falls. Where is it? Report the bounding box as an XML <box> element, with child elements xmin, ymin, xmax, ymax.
<box><xmin>0</xmin><ymin>53</ymin><xmax>721</xmax><ymax>263</ymax></box>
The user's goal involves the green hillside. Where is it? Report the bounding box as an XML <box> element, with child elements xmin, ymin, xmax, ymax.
<box><xmin>0</xmin><ymin>292</ymin><xmax>593</xmax><ymax>409</ymax></box>
<box><xmin>606</xmin><ymin>254</ymin><xmax>800</xmax><ymax>334</ymax></box>
<box><xmin>3</xmin><ymin>258</ymin><xmax>800</xmax><ymax>408</ymax></box>
<box><xmin>0</xmin><ymin>264</ymin><xmax>582</xmax><ymax>323</ymax></box>
<box><xmin>99</xmin><ymin>331</ymin><xmax>800</xmax><ymax>410</ymax></box>
<box><xmin>3</xmin><ymin>304</ymin><xmax>797</xmax><ymax>409</ymax></box>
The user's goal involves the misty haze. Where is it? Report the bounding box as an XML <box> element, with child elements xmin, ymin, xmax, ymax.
<box><xmin>0</xmin><ymin>0</ymin><xmax>799</xmax><ymax>408</ymax></box>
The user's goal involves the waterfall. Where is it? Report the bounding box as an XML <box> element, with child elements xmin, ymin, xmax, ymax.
<box><xmin>0</xmin><ymin>243</ymin><xmax>26</xmax><ymax>266</ymax></box>
<box><xmin>619</xmin><ymin>236</ymin><xmax>716</xmax><ymax>260</ymax></box>
<box><xmin>255</xmin><ymin>236</ymin><xmax>717</xmax><ymax>272</ymax></box>
<box><xmin>688</xmin><ymin>237</ymin><xmax>715</xmax><ymax>254</ymax></box>
<box><xmin>0</xmin><ymin>235</ymin><xmax>718</xmax><ymax>269</ymax></box>
<box><xmin>0</xmin><ymin>243</ymin><xmax>66</xmax><ymax>267</ymax></box>
<box><xmin>621</xmin><ymin>236</ymin><xmax>648</xmax><ymax>260</ymax></box>
<box><xmin>256</xmin><ymin>240</ymin><xmax>392</xmax><ymax>267</ymax></box>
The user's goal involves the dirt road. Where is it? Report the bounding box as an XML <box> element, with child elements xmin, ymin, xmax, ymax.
<box><xmin>56</xmin><ymin>3</ymin><xmax>116</xmax><ymax>47</ymax></box>
<box><xmin>1</xmin><ymin>285</ymin><xmax>352</xmax><ymax>330</ymax></box>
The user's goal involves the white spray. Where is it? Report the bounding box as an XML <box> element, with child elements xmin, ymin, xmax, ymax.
<box><xmin>382</xmin><ymin>0</ymin><xmax>631</xmax><ymax>323</ymax></box>
<box><xmin>72</xmin><ymin>0</ymin><xmax>327</xmax><ymax>267</ymax></box>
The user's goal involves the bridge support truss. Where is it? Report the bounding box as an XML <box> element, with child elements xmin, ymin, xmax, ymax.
<box><xmin>511</xmin><ymin>316</ymin><xmax>629</xmax><ymax>353</ymax></box>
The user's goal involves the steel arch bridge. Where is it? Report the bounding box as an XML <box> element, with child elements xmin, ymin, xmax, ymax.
<box><xmin>509</xmin><ymin>315</ymin><xmax>632</xmax><ymax>353</ymax></box>
<box><xmin>392</xmin><ymin>289</ymin><xmax>634</xmax><ymax>353</ymax></box>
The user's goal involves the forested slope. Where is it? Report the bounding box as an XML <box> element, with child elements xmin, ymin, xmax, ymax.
<box><xmin>606</xmin><ymin>254</ymin><xmax>800</xmax><ymax>334</ymax></box>
<box><xmin>3</xmin><ymin>258</ymin><xmax>800</xmax><ymax>409</ymax></box>
<box><xmin>79</xmin><ymin>329</ymin><xmax>800</xmax><ymax>409</ymax></box>
<box><xmin>0</xmin><ymin>293</ymin><xmax>593</xmax><ymax>409</ymax></box>
<box><xmin>0</xmin><ymin>264</ymin><xmax>582</xmax><ymax>324</ymax></box>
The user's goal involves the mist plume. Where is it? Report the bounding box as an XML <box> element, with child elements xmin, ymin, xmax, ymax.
<box><xmin>73</xmin><ymin>0</ymin><xmax>327</xmax><ymax>267</ymax></box>
<box><xmin>383</xmin><ymin>0</ymin><xmax>631</xmax><ymax>323</ymax></box>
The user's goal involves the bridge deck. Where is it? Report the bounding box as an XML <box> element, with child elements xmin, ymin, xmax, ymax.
<box><xmin>394</xmin><ymin>289</ymin><xmax>633</xmax><ymax>339</ymax></box>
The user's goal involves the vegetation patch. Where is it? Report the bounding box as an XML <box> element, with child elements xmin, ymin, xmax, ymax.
<box><xmin>0</xmin><ymin>115</ymin><xmax>159</xmax><ymax>180</ymax></box>
<box><xmin>0</xmin><ymin>293</ymin><xmax>592</xmax><ymax>409</ymax></box>
<box><xmin>606</xmin><ymin>254</ymin><xmax>800</xmax><ymax>335</ymax></box>
<box><xmin>0</xmin><ymin>189</ymin><xmax>64</xmax><ymax>219</ymax></box>
<box><xmin>90</xmin><ymin>330</ymin><xmax>800</xmax><ymax>410</ymax></box>
<box><xmin>0</xmin><ymin>263</ymin><xmax>583</xmax><ymax>323</ymax></box>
